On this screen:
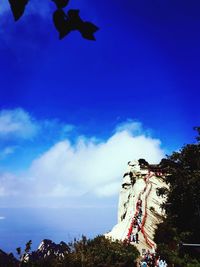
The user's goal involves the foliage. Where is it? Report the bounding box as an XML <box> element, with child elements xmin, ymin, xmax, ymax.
<box><xmin>16</xmin><ymin>236</ymin><xmax>139</xmax><ymax>267</ymax></box>
<box><xmin>154</xmin><ymin>127</ymin><xmax>200</xmax><ymax>266</ymax></box>
<box><xmin>0</xmin><ymin>249</ymin><xmax>19</xmax><ymax>267</ymax></box>
<box><xmin>16</xmin><ymin>247</ymin><xmax>21</xmax><ymax>256</ymax></box>
<box><xmin>156</xmin><ymin>187</ymin><xmax>168</xmax><ymax>197</ymax></box>
<box><xmin>7</xmin><ymin>0</ymin><xmax>99</xmax><ymax>40</ymax></box>
<box><xmin>138</xmin><ymin>159</ymin><xmax>149</xmax><ymax>167</ymax></box>
<box><xmin>25</xmin><ymin>240</ymin><xmax>32</xmax><ymax>254</ymax></box>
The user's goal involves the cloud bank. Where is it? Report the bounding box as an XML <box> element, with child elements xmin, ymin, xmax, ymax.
<box><xmin>0</xmin><ymin>108</ymin><xmax>39</xmax><ymax>139</ymax></box>
<box><xmin>0</xmin><ymin>112</ymin><xmax>165</xmax><ymax>207</ymax></box>
<box><xmin>29</xmin><ymin>125</ymin><xmax>164</xmax><ymax>198</ymax></box>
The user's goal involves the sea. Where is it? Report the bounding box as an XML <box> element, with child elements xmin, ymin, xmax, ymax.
<box><xmin>0</xmin><ymin>206</ymin><xmax>117</xmax><ymax>255</ymax></box>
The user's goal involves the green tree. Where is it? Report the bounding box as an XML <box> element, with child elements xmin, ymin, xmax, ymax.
<box><xmin>154</xmin><ymin>127</ymin><xmax>200</xmax><ymax>266</ymax></box>
<box><xmin>16</xmin><ymin>247</ymin><xmax>21</xmax><ymax>257</ymax></box>
<box><xmin>20</xmin><ymin>236</ymin><xmax>139</xmax><ymax>267</ymax></box>
<box><xmin>25</xmin><ymin>240</ymin><xmax>32</xmax><ymax>254</ymax></box>
<box><xmin>67</xmin><ymin>235</ymin><xmax>139</xmax><ymax>267</ymax></box>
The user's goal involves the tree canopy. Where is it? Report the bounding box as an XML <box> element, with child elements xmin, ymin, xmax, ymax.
<box><xmin>12</xmin><ymin>236</ymin><xmax>139</xmax><ymax>267</ymax></box>
<box><xmin>154</xmin><ymin>127</ymin><xmax>200</xmax><ymax>267</ymax></box>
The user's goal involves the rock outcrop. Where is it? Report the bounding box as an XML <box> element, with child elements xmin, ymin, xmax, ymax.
<box><xmin>22</xmin><ymin>239</ymin><xmax>70</xmax><ymax>263</ymax></box>
<box><xmin>105</xmin><ymin>159</ymin><xmax>168</xmax><ymax>254</ymax></box>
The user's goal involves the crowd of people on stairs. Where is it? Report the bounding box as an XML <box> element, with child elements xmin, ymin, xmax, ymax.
<box><xmin>127</xmin><ymin>173</ymin><xmax>153</xmax><ymax>247</ymax></box>
<box><xmin>130</xmin><ymin>197</ymin><xmax>142</xmax><ymax>244</ymax></box>
<box><xmin>125</xmin><ymin>172</ymin><xmax>168</xmax><ymax>267</ymax></box>
<box><xmin>140</xmin><ymin>252</ymin><xmax>168</xmax><ymax>267</ymax></box>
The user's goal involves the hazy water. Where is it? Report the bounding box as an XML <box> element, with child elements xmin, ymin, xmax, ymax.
<box><xmin>0</xmin><ymin>207</ymin><xmax>117</xmax><ymax>254</ymax></box>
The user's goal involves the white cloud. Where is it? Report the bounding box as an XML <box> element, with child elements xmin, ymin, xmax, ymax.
<box><xmin>115</xmin><ymin>120</ymin><xmax>143</xmax><ymax>135</ymax></box>
<box><xmin>27</xmin><ymin>122</ymin><xmax>164</xmax><ymax>198</ymax></box>
<box><xmin>94</xmin><ymin>182</ymin><xmax>121</xmax><ymax>197</ymax></box>
<box><xmin>0</xmin><ymin>108</ymin><xmax>39</xmax><ymax>139</ymax></box>
<box><xmin>0</xmin><ymin>120</ymin><xmax>165</xmax><ymax>206</ymax></box>
<box><xmin>0</xmin><ymin>146</ymin><xmax>16</xmax><ymax>159</ymax></box>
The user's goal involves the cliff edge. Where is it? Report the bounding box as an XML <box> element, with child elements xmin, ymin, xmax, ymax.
<box><xmin>105</xmin><ymin>159</ymin><xmax>168</xmax><ymax>254</ymax></box>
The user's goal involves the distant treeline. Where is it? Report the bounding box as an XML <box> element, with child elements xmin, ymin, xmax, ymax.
<box><xmin>0</xmin><ymin>236</ymin><xmax>139</xmax><ymax>267</ymax></box>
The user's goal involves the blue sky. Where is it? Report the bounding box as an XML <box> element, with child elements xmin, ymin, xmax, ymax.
<box><xmin>0</xmin><ymin>0</ymin><xmax>199</xmax><ymax>148</ymax></box>
<box><xmin>0</xmin><ymin>0</ymin><xmax>200</xmax><ymax>251</ymax></box>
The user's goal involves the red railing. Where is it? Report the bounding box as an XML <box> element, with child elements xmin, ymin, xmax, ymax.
<box><xmin>126</xmin><ymin>172</ymin><xmax>155</xmax><ymax>249</ymax></box>
<box><xmin>141</xmin><ymin>183</ymin><xmax>155</xmax><ymax>249</ymax></box>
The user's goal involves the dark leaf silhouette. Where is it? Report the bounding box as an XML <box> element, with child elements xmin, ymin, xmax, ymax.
<box><xmin>67</xmin><ymin>9</ymin><xmax>81</xmax><ymax>30</ymax></box>
<box><xmin>8</xmin><ymin>0</ymin><xmax>29</xmax><ymax>21</ymax></box>
<box><xmin>80</xmin><ymin>22</ymin><xmax>99</xmax><ymax>40</ymax></box>
<box><xmin>53</xmin><ymin>9</ymin><xmax>71</xmax><ymax>39</ymax></box>
<box><xmin>52</xmin><ymin>0</ymin><xmax>70</xmax><ymax>9</ymax></box>
<box><xmin>53</xmin><ymin>9</ymin><xmax>99</xmax><ymax>40</ymax></box>
<box><xmin>7</xmin><ymin>0</ymin><xmax>99</xmax><ymax>40</ymax></box>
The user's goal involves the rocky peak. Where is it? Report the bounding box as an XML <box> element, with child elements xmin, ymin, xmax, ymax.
<box><xmin>105</xmin><ymin>159</ymin><xmax>168</xmax><ymax>254</ymax></box>
<box><xmin>23</xmin><ymin>239</ymin><xmax>70</xmax><ymax>263</ymax></box>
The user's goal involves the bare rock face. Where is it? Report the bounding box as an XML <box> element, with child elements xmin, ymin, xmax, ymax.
<box><xmin>105</xmin><ymin>159</ymin><xmax>168</xmax><ymax>254</ymax></box>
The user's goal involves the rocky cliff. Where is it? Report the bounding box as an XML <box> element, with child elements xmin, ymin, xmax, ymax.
<box><xmin>105</xmin><ymin>159</ymin><xmax>168</xmax><ymax>254</ymax></box>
